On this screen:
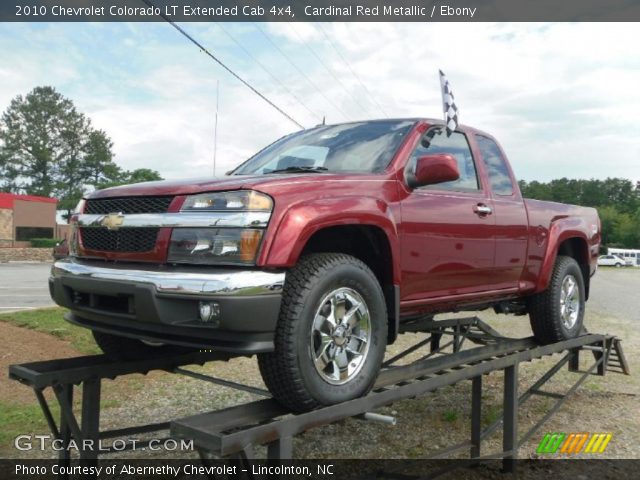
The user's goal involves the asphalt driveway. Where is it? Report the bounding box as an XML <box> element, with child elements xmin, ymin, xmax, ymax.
<box><xmin>0</xmin><ymin>263</ymin><xmax>55</xmax><ymax>312</ymax></box>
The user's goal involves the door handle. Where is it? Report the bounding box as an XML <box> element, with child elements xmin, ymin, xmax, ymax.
<box><xmin>474</xmin><ymin>204</ymin><xmax>493</xmax><ymax>215</ymax></box>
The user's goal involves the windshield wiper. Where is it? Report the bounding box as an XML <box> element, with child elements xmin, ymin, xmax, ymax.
<box><xmin>270</xmin><ymin>166</ymin><xmax>329</xmax><ymax>174</ymax></box>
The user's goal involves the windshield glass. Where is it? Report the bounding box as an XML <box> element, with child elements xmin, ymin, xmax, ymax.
<box><xmin>232</xmin><ymin>120</ymin><xmax>415</xmax><ymax>175</ymax></box>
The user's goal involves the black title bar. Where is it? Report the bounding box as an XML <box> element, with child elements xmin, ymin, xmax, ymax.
<box><xmin>2</xmin><ymin>0</ymin><xmax>640</xmax><ymax>22</ymax></box>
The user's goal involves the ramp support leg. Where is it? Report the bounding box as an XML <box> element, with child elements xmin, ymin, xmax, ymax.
<box><xmin>80</xmin><ymin>378</ymin><xmax>101</xmax><ymax>466</ymax></box>
<box><xmin>502</xmin><ymin>364</ymin><xmax>518</xmax><ymax>474</ymax></box>
<box><xmin>267</xmin><ymin>435</ymin><xmax>293</xmax><ymax>459</ymax></box>
<box><xmin>568</xmin><ymin>348</ymin><xmax>580</xmax><ymax>372</ymax></box>
<box><xmin>57</xmin><ymin>385</ymin><xmax>73</xmax><ymax>480</ymax></box>
<box><xmin>470</xmin><ymin>375</ymin><xmax>482</xmax><ymax>458</ymax></box>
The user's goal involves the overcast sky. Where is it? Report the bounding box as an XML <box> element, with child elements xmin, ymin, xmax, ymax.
<box><xmin>0</xmin><ymin>22</ymin><xmax>638</xmax><ymax>184</ymax></box>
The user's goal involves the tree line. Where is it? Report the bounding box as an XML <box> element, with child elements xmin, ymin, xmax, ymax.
<box><xmin>519</xmin><ymin>178</ymin><xmax>640</xmax><ymax>249</ymax></box>
<box><xmin>0</xmin><ymin>86</ymin><xmax>162</xmax><ymax>217</ymax></box>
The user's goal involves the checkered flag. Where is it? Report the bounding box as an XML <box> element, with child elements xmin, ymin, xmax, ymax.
<box><xmin>439</xmin><ymin>70</ymin><xmax>459</xmax><ymax>136</ymax></box>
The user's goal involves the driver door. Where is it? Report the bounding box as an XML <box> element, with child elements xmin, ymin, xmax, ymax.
<box><xmin>400</xmin><ymin>127</ymin><xmax>497</xmax><ymax>304</ymax></box>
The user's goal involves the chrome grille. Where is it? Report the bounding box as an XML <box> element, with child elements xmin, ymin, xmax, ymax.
<box><xmin>80</xmin><ymin>228</ymin><xmax>159</xmax><ymax>253</ymax></box>
<box><xmin>85</xmin><ymin>197</ymin><xmax>173</xmax><ymax>214</ymax></box>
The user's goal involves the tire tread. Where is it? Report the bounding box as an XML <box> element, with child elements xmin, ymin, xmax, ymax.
<box><xmin>529</xmin><ymin>255</ymin><xmax>583</xmax><ymax>344</ymax></box>
<box><xmin>258</xmin><ymin>253</ymin><xmax>384</xmax><ymax>412</ymax></box>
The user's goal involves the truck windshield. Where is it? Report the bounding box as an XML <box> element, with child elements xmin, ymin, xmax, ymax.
<box><xmin>232</xmin><ymin>120</ymin><xmax>415</xmax><ymax>175</ymax></box>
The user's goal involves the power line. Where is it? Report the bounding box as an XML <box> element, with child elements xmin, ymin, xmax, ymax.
<box><xmin>216</xmin><ymin>22</ymin><xmax>321</xmax><ymax>123</ymax></box>
<box><xmin>288</xmin><ymin>23</ymin><xmax>373</xmax><ymax>119</ymax></box>
<box><xmin>315</xmin><ymin>23</ymin><xmax>389</xmax><ymax>118</ymax></box>
<box><xmin>252</xmin><ymin>22</ymin><xmax>351</xmax><ymax>123</ymax></box>
<box><xmin>141</xmin><ymin>0</ymin><xmax>304</xmax><ymax>129</ymax></box>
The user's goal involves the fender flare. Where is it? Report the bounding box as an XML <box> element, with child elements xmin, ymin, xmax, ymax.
<box><xmin>536</xmin><ymin>221</ymin><xmax>591</xmax><ymax>293</ymax></box>
<box><xmin>258</xmin><ymin>196</ymin><xmax>401</xmax><ymax>342</ymax></box>
<box><xmin>261</xmin><ymin>195</ymin><xmax>400</xmax><ymax>280</ymax></box>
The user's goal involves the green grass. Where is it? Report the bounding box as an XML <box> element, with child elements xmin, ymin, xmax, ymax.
<box><xmin>0</xmin><ymin>307</ymin><xmax>100</xmax><ymax>354</ymax></box>
<box><xmin>442</xmin><ymin>409</ymin><xmax>459</xmax><ymax>422</ymax></box>
<box><xmin>0</xmin><ymin>400</ymin><xmax>60</xmax><ymax>448</ymax></box>
<box><xmin>0</xmin><ymin>397</ymin><xmax>120</xmax><ymax>450</ymax></box>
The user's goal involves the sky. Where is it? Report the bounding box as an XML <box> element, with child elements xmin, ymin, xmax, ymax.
<box><xmin>0</xmin><ymin>22</ymin><xmax>638</xmax><ymax>184</ymax></box>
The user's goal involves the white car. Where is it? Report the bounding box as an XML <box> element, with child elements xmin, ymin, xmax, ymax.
<box><xmin>598</xmin><ymin>254</ymin><xmax>630</xmax><ymax>267</ymax></box>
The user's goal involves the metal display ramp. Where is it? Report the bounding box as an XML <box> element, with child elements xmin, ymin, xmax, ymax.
<box><xmin>8</xmin><ymin>317</ymin><xmax>629</xmax><ymax>478</ymax></box>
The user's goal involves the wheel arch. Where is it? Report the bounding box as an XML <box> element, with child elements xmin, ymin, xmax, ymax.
<box><xmin>300</xmin><ymin>224</ymin><xmax>399</xmax><ymax>344</ymax></box>
<box><xmin>261</xmin><ymin>198</ymin><xmax>401</xmax><ymax>344</ymax></box>
<box><xmin>538</xmin><ymin>232</ymin><xmax>591</xmax><ymax>300</ymax></box>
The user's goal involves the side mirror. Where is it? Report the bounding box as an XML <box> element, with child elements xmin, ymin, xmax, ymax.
<box><xmin>410</xmin><ymin>154</ymin><xmax>460</xmax><ymax>188</ymax></box>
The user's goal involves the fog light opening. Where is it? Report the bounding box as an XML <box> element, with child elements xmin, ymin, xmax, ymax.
<box><xmin>199</xmin><ymin>301</ymin><xmax>221</xmax><ymax>324</ymax></box>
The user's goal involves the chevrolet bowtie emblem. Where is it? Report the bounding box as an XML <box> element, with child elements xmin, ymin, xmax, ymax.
<box><xmin>101</xmin><ymin>213</ymin><xmax>125</xmax><ymax>230</ymax></box>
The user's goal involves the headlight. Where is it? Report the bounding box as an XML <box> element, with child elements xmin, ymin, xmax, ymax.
<box><xmin>181</xmin><ymin>191</ymin><xmax>272</xmax><ymax>212</ymax></box>
<box><xmin>168</xmin><ymin>228</ymin><xmax>264</xmax><ymax>265</ymax></box>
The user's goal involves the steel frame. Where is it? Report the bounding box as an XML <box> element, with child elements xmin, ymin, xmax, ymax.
<box><xmin>8</xmin><ymin>316</ymin><xmax>628</xmax><ymax>479</ymax></box>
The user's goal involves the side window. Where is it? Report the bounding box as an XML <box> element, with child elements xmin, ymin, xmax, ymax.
<box><xmin>476</xmin><ymin>135</ymin><xmax>514</xmax><ymax>196</ymax></box>
<box><xmin>408</xmin><ymin>128</ymin><xmax>479</xmax><ymax>191</ymax></box>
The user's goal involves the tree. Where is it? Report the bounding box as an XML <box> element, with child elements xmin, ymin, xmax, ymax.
<box><xmin>0</xmin><ymin>87</ymin><xmax>90</xmax><ymax>196</ymax></box>
<box><xmin>0</xmin><ymin>87</ymin><xmax>123</xmax><ymax>217</ymax></box>
<box><xmin>81</xmin><ymin>129</ymin><xmax>120</xmax><ymax>186</ymax></box>
<box><xmin>524</xmin><ymin>178</ymin><xmax>640</xmax><ymax>248</ymax></box>
<box><xmin>122</xmin><ymin>168</ymin><xmax>163</xmax><ymax>184</ymax></box>
<box><xmin>96</xmin><ymin>168</ymin><xmax>163</xmax><ymax>191</ymax></box>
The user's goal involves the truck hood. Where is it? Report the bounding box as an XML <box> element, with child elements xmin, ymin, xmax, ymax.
<box><xmin>87</xmin><ymin>174</ymin><xmax>321</xmax><ymax>199</ymax></box>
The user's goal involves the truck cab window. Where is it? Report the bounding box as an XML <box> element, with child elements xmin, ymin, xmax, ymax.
<box><xmin>408</xmin><ymin>128</ymin><xmax>479</xmax><ymax>191</ymax></box>
<box><xmin>476</xmin><ymin>135</ymin><xmax>514</xmax><ymax>196</ymax></box>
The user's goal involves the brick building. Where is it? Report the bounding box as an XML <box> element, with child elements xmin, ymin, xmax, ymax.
<box><xmin>0</xmin><ymin>193</ymin><xmax>59</xmax><ymax>247</ymax></box>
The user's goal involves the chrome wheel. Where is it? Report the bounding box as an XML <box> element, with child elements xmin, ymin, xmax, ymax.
<box><xmin>560</xmin><ymin>275</ymin><xmax>580</xmax><ymax>329</ymax></box>
<box><xmin>310</xmin><ymin>287</ymin><xmax>371</xmax><ymax>385</ymax></box>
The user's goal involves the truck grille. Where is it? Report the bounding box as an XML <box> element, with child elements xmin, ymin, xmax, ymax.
<box><xmin>85</xmin><ymin>196</ymin><xmax>173</xmax><ymax>214</ymax></box>
<box><xmin>80</xmin><ymin>228</ymin><xmax>159</xmax><ymax>253</ymax></box>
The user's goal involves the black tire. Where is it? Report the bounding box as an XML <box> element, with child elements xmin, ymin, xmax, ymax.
<box><xmin>528</xmin><ymin>255</ymin><xmax>585</xmax><ymax>344</ymax></box>
<box><xmin>92</xmin><ymin>330</ymin><xmax>192</xmax><ymax>361</ymax></box>
<box><xmin>615</xmin><ymin>263</ymin><xmax>622</xmax><ymax>268</ymax></box>
<box><xmin>258</xmin><ymin>253</ymin><xmax>387</xmax><ymax>412</ymax></box>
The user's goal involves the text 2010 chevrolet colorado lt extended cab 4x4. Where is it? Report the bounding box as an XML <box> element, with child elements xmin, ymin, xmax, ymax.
<box><xmin>50</xmin><ymin>119</ymin><xmax>600</xmax><ymax>411</ymax></box>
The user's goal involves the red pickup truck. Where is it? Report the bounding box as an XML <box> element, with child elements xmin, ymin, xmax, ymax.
<box><xmin>50</xmin><ymin>119</ymin><xmax>600</xmax><ymax>411</ymax></box>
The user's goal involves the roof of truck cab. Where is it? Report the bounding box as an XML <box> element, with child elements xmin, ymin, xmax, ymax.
<box><xmin>317</xmin><ymin>118</ymin><xmax>496</xmax><ymax>139</ymax></box>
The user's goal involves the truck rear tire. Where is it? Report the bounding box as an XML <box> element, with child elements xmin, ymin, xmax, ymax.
<box><xmin>528</xmin><ymin>255</ymin><xmax>585</xmax><ymax>344</ymax></box>
<box><xmin>258</xmin><ymin>253</ymin><xmax>387</xmax><ymax>412</ymax></box>
<box><xmin>92</xmin><ymin>330</ymin><xmax>191</xmax><ymax>361</ymax></box>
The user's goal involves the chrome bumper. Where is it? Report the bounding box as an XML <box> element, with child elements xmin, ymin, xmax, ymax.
<box><xmin>51</xmin><ymin>258</ymin><xmax>285</xmax><ymax>297</ymax></box>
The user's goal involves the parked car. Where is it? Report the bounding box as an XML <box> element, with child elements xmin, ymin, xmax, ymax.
<box><xmin>49</xmin><ymin>119</ymin><xmax>601</xmax><ymax>412</ymax></box>
<box><xmin>52</xmin><ymin>238</ymin><xmax>68</xmax><ymax>260</ymax></box>
<box><xmin>597</xmin><ymin>254</ymin><xmax>630</xmax><ymax>267</ymax></box>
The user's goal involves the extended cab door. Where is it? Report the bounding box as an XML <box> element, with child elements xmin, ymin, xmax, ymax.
<box><xmin>473</xmin><ymin>134</ymin><xmax>528</xmax><ymax>289</ymax></box>
<box><xmin>399</xmin><ymin>127</ymin><xmax>497</xmax><ymax>304</ymax></box>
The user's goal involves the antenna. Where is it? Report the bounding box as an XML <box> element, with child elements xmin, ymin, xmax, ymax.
<box><xmin>213</xmin><ymin>80</ymin><xmax>219</xmax><ymax>177</ymax></box>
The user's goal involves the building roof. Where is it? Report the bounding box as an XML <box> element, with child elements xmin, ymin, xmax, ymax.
<box><xmin>0</xmin><ymin>192</ymin><xmax>58</xmax><ymax>209</ymax></box>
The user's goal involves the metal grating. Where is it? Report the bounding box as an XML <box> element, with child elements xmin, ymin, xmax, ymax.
<box><xmin>80</xmin><ymin>228</ymin><xmax>159</xmax><ymax>253</ymax></box>
<box><xmin>85</xmin><ymin>197</ymin><xmax>173</xmax><ymax>214</ymax></box>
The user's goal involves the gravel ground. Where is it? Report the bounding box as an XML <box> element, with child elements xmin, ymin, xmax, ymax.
<box><xmin>6</xmin><ymin>268</ymin><xmax>639</xmax><ymax>461</ymax></box>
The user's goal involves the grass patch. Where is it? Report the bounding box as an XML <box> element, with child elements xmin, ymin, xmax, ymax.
<box><xmin>0</xmin><ymin>307</ymin><xmax>99</xmax><ymax>354</ymax></box>
<box><xmin>442</xmin><ymin>409</ymin><xmax>459</xmax><ymax>422</ymax></box>
<box><xmin>0</xmin><ymin>400</ymin><xmax>60</xmax><ymax>448</ymax></box>
<box><xmin>483</xmin><ymin>404</ymin><xmax>502</xmax><ymax>427</ymax></box>
<box><xmin>0</xmin><ymin>397</ymin><xmax>120</xmax><ymax>452</ymax></box>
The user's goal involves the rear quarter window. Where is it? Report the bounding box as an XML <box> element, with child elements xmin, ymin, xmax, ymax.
<box><xmin>476</xmin><ymin>135</ymin><xmax>515</xmax><ymax>196</ymax></box>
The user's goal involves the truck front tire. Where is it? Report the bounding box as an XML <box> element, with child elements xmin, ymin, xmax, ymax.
<box><xmin>529</xmin><ymin>255</ymin><xmax>585</xmax><ymax>344</ymax></box>
<box><xmin>258</xmin><ymin>253</ymin><xmax>387</xmax><ymax>412</ymax></box>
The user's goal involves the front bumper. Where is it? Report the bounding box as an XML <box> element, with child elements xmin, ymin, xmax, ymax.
<box><xmin>49</xmin><ymin>258</ymin><xmax>285</xmax><ymax>353</ymax></box>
